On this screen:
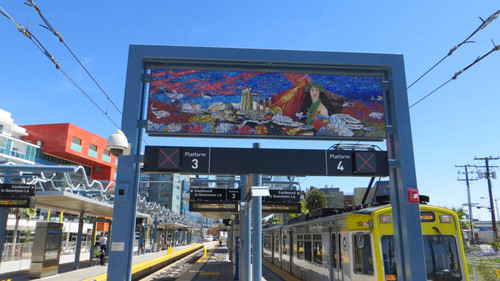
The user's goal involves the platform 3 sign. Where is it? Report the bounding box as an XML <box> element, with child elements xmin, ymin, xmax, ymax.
<box><xmin>144</xmin><ymin>146</ymin><xmax>389</xmax><ymax>177</ymax></box>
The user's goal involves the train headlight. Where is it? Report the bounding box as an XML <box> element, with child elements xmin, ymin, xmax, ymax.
<box><xmin>440</xmin><ymin>215</ymin><xmax>452</xmax><ymax>223</ymax></box>
<box><xmin>380</xmin><ymin>215</ymin><xmax>392</xmax><ymax>223</ymax></box>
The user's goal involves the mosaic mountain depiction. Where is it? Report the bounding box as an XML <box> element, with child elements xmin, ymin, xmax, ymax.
<box><xmin>147</xmin><ymin>69</ymin><xmax>386</xmax><ymax>140</ymax></box>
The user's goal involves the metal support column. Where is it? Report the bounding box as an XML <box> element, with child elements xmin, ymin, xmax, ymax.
<box><xmin>106</xmin><ymin>46</ymin><xmax>145</xmax><ymax>281</ymax></box>
<box><xmin>386</xmin><ymin>57</ymin><xmax>427</xmax><ymax>280</ymax></box>
<box><xmin>251</xmin><ymin>143</ymin><xmax>263</xmax><ymax>281</ymax></box>
<box><xmin>89</xmin><ymin>219</ymin><xmax>97</xmax><ymax>265</ymax></box>
<box><xmin>74</xmin><ymin>210</ymin><xmax>85</xmax><ymax>269</ymax></box>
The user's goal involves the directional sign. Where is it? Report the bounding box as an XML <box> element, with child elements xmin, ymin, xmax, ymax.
<box><xmin>327</xmin><ymin>151</ymin><xmax>354</xmax><ymax>176</ymax></box>
<box><xmin>263</xmin><ymin>190</ymin><xmax>301</xmax><ymax>203</ymax></box>
<box><xmin>189</xmin><ymin>188</ymin><xmax>241</xmax><ymax>202</ymax></box>
<box><xmin>190</xmin><ymin>188</ymin><xmax>226</xmax><ymax>201</ymax></box>
<box><xmin>0</xmin><ymin>184</ymin><xmax>35</xmax><ymax>197</ymax></box>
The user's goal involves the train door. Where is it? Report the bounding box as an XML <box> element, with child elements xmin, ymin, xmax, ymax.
<box><xmin>330</xmin><ymin>232</ymin><xmax>343</xmax><ymax>281</ymax></box>
<box><xmin>289</xmin><ymin>231</ymin><xmax>294</xmax><ymax>274</ymax></box>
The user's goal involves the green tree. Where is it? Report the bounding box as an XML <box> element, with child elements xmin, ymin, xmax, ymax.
<box><xmin>305</xmin><ymin>187</ymin><xmax>328</xmax><ymax>211</ymax></box>
<box><xmin>451</xmin><ymin>207</ymin><xmax>471</xmax><ymax>231</ymax></box>
<box><xmin>287</xmin><ymin>200</ymin><xmax>308</xmax><ymax>219</ymax></box>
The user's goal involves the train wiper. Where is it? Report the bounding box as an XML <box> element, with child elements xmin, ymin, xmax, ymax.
<box><xmin>432</xmin><ymin>226</ymin><xmax>442</xmax><ymax>235</ymax></box>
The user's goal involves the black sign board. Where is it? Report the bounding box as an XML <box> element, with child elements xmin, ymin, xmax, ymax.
<box><xmin>0</xmin><ymin>184</ymin><xmax>35</xmax><ymax>197</ymax></box>
<box><xmin>327</xmin><ymin>150</ymin><xmax>354</xmax><ymax>176</ymax></box>
<box><xmin>0</xmin><ymin>197</ymin><xmax>35</xmax><ymax>208</ymax></box>
<box><xmin>263</xmin><ymin>190</ymin><xmax>301</xmax><ymax>203</ymax></box>
<box><xmin>262</xmin><ymin>203</ymin><xmax>301</xmax><ymax>213</ymax></box>
<box><xmin>189</xmin><ymin>188</ymin><xmax>241</xmax><ymax>202</ymax></box>
<box><xmin>144</xmin><ymin>146</ymin><xmax>389</xmax><ymax>177</ymax></box>
<box><xmin>189</xmin><ymin>201</ymin><xmax>238</xmax><ymax>212</ymax></box>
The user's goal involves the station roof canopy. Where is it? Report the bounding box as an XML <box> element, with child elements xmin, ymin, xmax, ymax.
<box><xmin>35</xmin><ymin>191</ymin><xmax>150</xmax><ymax>219</ymax></box>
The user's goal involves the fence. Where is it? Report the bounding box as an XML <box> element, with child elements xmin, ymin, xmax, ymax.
<box><xmin>1</xmin><ymin>241</ymin><xmax>92</xmax><ymax>262</ymax></box>
<box><xmin>468</xmin><ymin>261</ymin><xmax>500</xmax><ymax>281</ymax></box>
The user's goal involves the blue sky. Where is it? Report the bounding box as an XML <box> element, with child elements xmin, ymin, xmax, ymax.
<box><xmin>1</xmin><ymin>1</ymin><xmax>499</xmax><ymax>220</ymax></box>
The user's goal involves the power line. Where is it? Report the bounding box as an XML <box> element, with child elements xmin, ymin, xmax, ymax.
<box><xmin>407</xmin><ymin>9</ymin><xmax>500</xmax><ymax>89</ymax></box>
<box><xmin>0</xmin><ymin>6</ymin><xmax>120</xmax><ymax>129</ymax></box>
<box><xmin>25</xmin><ymin>0</ymin><xmax>123</xmax><ymax>115</ymax></box>
<box><xmin>409</xmin><ymin>43</ymin><xmax>500</xmax><ymax>108</ymax></box>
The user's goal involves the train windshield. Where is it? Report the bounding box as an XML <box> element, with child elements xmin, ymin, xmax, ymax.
<box><xmin>381</xmin><ymin>235</ymin><xmax>462</xmax><ymax>281</ymax></box>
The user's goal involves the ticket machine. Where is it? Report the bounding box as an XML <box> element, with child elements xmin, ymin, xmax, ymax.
<box><xmin>29</xmin><ymin>222</ymin><xmax>63</xmax><ymax>278</ymax></box>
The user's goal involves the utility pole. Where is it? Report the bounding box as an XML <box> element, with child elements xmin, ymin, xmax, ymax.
<box><xmin>475</xmin><ymin>156</ymin><xmax>499</xmax><ymax>240</ymax></box>
<box><xmin>456</xmin><ymin>164</ymin><xmax>477</xmax><ymax>242</ymax></box>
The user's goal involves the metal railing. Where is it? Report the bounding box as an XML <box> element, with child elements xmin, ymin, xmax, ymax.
<box><xmin>1</xmin><ymin>241</ymin><xmax>92</xmax><ymax>262</ymax></box>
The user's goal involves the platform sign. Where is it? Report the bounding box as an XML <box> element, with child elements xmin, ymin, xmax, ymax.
<box><xmin>327</xmin><ymin>151</ymin><xmax>354</xmax><ymax>176</ymax></box>
<box><xmin>144</xmin><ymin>146</ymin><xmax>389</xmax><ymax>177</ymax></box>
<box><xmin>181</xmin><ymin>147</ymin><xmax>210</xmax><ymax>173</ymax></box>
<box><xmin>227</xmin><ymin>189</ymin><xmax>241</xmax><ymax>201</ymax></box>
<box><xmin>0</xmin><ymin>184</ymin><xmax>35</xmax><ymax>197</ymax></box>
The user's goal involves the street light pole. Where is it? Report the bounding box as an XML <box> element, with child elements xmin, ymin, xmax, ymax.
<box><xmin>456</xmin><ymin>164</ymin><xmax>477</xmax><ymax>241</ymax></box>
<box><xmin>475</xmin><ymin>157</ymin><xmax>499</xmax><ymax>240</ymax></box>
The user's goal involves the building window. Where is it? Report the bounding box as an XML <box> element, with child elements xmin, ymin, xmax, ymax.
<box><xmin>71</xmin><ymin>137</ymin><xmax>82</xmax><ymax>152</ymax></box>
<box><xmin>102</xmin><ymin>149</ymin><xmax>111</xmax><ymax>162</ymax></box>
<box><xmin>88</xmin><ymin>144</ymin><xmax>98</xmax><ymax>158</ymax></box>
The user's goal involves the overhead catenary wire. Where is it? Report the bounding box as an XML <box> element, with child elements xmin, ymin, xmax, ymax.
<box><xmin>0</xmin><ymin>6</ymin><xmax>121</xmax><ymax>129</ymax></box>
<box><xmin>409</xmin><ymin>42</ymin><xmax>500</xmax><ymax>108</ymax></box>
<box><xmin>407</xmin><ymin>9</ymin><xmax>500</xmax><ymax>90</ymax></box>
<box><xmin>25</xmin><ymin>0</ymin><xmax>123</xmax><ymax>115</ymax></box>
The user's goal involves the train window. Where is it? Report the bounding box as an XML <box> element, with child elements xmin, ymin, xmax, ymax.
<box><xmin>423</xmin><ymin>235</ymin><xmax>462</xmax><ymax>280</ymax></box>
<box><xmin>275</xmin><ymin>235</ymin><xmax>279</xmax><ymax>252</ymax></box>
<box><xmin>382</xmin><ymin>235</ymin><xmax>462</xmax><ymax>281</ymax></box>
<box><xmin>297</xmin><ymin>235</ymin><xmax>303</xmax><ymax>259</ymax></box>
<box><xmin>353</xmin><ymin>233</ymin><xmax>374</xmax><ymax>275</ymax></box>
<box><xmin>313</xmin><ymin>235</ymin><xmax>322</xmax><ymax>264</ymax></box>
<box><xmin>332</xmin><ymin>234</ymin><xmax>337</xmax><ymax>268</ymax></box>
<box><xmin>282</xmin><ymin>235</ymin><xmax>288</xmax><ymax>255</ymax></box>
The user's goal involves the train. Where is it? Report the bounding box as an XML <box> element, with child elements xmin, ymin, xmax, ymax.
<box><xmin>262</xmin><ymin>203</ymin><xmax>468</xmax><ymax>281</ymax></box>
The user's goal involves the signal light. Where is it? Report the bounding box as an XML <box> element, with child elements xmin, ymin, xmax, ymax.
<box><xmin>380</xmin><ymin>215</ymin><xmax>392</xmax><ymax>223</ymax></box>
<box><xmin>440</xmin><ymin>216</ymin><xmax>452</xmax><ymax>223</ymax></box>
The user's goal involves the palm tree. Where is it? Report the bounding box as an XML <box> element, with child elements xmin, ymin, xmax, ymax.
<box><xmin>305</xmin><ymin>187</ymin><xmax>328</xmax><ymax>211</ymax></box>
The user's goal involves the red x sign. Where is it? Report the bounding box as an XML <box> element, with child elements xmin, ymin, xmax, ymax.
<box><xmin>158</xmin><ymin>148</ymin><xmax>180</xmax><ymax>170</ymax></box>
<box><xmin>354</xmin><ymin>152</ymin><xmax>377</xmax><ymax>174</ymax></box>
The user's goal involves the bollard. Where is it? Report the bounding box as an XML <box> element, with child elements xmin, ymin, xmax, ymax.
<box><xmin>193</xmin><ymin>242</ymin><xmax>196</xmax><ymax>247</ymax></box>
<box><xmin>167</xmin><ymin>247</ymin><xmax>173</xmax><ymax>255</ymax></box>
<box><xmin>204</xmin><ymin>247</ymin><xmax>207</xmax><ymax>256</ymax></box>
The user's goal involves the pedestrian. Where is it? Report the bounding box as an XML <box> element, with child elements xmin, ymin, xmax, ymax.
<box><xmin>98</xmin><ymin>232</ymin><xmax>108</xmax><ymax>265</ymax></box>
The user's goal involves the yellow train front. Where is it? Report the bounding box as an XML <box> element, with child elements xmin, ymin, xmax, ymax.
<box><xmin>263</xmin><ymin>204</ymin><xmax>468</xmax><ymax>281</ymax></box>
